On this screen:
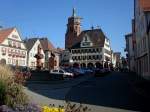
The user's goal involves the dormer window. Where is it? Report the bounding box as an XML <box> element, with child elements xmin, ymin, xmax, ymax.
<box><xmin>81</xmin><ymin>34</ymin><xmax>93</xmax><ymax>47</ymax></box>
<box><xmin>12</xmin><ymin>34</ymin><xmax>19</xmax><ymax>39</ymax></box>
<box><xmin>8</xmin><ymin>40</ymin><xmax>12</xmax><ymax>46</ymax></box>
<box><xmin>85</xmin><ymin>36</ymin><xmax>88</xmax><ymax>41</ymax></box>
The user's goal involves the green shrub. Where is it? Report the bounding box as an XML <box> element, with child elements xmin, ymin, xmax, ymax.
<box><xmin>0</xmin><ymin>65</ymin><xmax>14</xmax><ymax>83</ymax></box>
<box><xmin>5</xmin><ymin>82</ymin><xmax>28</xmax><ymax>108</ymax></box>
<box><xmin>0</xmin><ymin>65</ymin><xmax>29</xmax><ymax>108</ymax></box>
<box><xmin>0</xmin><ymin>80</ymin><xmax>7</xmax><ymax>105</ymax></box>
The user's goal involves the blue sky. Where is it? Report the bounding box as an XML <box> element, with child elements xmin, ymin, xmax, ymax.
<box><xmin>0</xmin><ymin>0</ymin><xmax>133</xmax><ymax>56</ymax></box>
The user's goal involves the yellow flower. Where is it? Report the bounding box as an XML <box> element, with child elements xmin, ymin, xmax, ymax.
<box><xmin>42</xmin><ymin>106</ymin><xmax>65</xmax><ymax>112</ymax></box>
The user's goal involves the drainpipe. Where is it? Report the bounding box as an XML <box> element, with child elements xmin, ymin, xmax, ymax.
<box><xmin>148</xmin><ymin>25</ymin><xmax>150</xmax><ymax>76</ymax></box>
<box><xmin>146</xmin><ymin>13</ymin><xmax>150</xmax><ymax>77</ymax></box>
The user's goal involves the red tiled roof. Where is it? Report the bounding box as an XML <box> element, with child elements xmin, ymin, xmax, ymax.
<box><xmin>0</xmin><ymin>27</ymin><xmax>14</xmax><ymax>43</ymax></box>
<box><xmin>40</xmin><ymin>38</ymin><xmax>55</xmax><ymax>51</ymax></box>
<box><xmin>54</xmin><ymin>47</ymin><xmax>64</xmax><ymax>53</ymax></box>
<box><xmin>71</xmin><ymin>29</ymin><xmax>106</xmax><ymax>48</ymax></box>
<box><xmin>139</xmin><ymin>0</ymin><xmax>150</xmax><ymax>11</ymax></box>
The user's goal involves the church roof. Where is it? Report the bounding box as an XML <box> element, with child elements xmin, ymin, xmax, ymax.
<box><xmin>71</xmin><ymin>28</ymin><xmax>106</xmax><ymax>49</ymax></box>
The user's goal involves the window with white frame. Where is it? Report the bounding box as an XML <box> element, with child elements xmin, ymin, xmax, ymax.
<box><xmin>18</xmin><ymin>43</ymin><xmax>21</xmax><ymax>48</ymax></box>
<box><xmin>13</xmin><ymin>41</ymin><xmax>16</xmax><ymax>47</ymax></box>
<box><xmin>8</xmin><ymin>40</ymin><xmax>12</xmax><ymax>46</ymax></box>
<box><xmin>8</xmin><ymin>58</ymin><xmax>11</xmax><ymax>64</ymax></box>
<box><xmin>1</xmin><ymin>47</ymin><xmax>6</xmax><ymax>55</ymax></box>
<box><xmin>22</xmin><ymin>60</ymin><xmax>25</xmax><ymax>65</ymax></box>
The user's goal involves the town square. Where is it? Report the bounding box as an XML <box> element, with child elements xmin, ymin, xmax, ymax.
<box><xmin>0</xmin><ymin>0</ymin><xmax>150</xmax><ymax>112</ymax></box>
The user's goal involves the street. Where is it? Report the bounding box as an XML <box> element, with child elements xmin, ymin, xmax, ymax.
<box><xmin>24</xmin><ymin>72</ymin><xmax>150</xmax><ymax>112</ymax></box>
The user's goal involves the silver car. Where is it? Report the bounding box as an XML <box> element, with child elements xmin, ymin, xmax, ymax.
<box><xmin>50</xmin><ymin>69</ymin><xmax>74</xmax><ymax>78</ymax></box>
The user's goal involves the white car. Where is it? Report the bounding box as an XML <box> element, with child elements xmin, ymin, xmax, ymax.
<box><xmin>50</xmin><ymin>69</ymin><xmax>74</xmax><ymax>78</ymax></box>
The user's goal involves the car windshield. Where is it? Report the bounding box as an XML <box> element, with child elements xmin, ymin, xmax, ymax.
<box><xmin>59</xmin><ymin>70</ymin><xmax>64</xmax><ymax>73</ymax></box>
<box><xmin>53</xmin><ymin>70</ymin><xmax>58</xmax><ymax>72</ymax></box>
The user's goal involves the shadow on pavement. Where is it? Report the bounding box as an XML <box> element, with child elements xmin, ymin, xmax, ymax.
<box><xmin>25</xmin><ymin>71</ymin><xmax>150</xmax><ymax>112</ymax></box>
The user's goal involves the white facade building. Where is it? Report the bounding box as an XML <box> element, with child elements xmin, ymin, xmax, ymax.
<box><xmin>111</xmin><ymin>52</ymin><xmax>117</xmax><ymax>68</ymax></box>
<box><xmin>25</xmin><ymin>38</ymin><xmax>45</xmax><ymax>69</ymax></box>
<box><xmin>70</xmin><ymin>29</ymin><xmax>112</xmax><ymax>68</ymax></box>
<box><xmin>60</xmin><ymin>50</ymin><xmax>72</xmax><ymax>66</ymax></box>
<box><xmin>0</xmin><ymin>27</ymin><xmax>27</xmax><ymax>66</ymax></box>
<box><xmin>65</xmin><ymin>9</ymin><xmax>112</xmax><ymax>68</ymax></box>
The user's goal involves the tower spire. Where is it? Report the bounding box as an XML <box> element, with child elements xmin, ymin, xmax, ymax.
<box><xmin>72</xmin><ymin>7</ymin><xmax>76</xmax><ymax>17</ymax></box>
<box><xmin>65</xmin><ymin>8</ymin><xmax>81</xmax><ymax>49</ymax></box>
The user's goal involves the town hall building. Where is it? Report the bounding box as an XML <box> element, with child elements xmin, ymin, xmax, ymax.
<box><xmin>65</xmin><ymin>8</ymin><xmax>112</xmax><ymax>68</ymax></box>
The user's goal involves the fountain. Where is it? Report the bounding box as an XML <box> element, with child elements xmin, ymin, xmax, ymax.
<box><xmin>34</xmin><ymin>44</ymin><xmax>44</xmax><ymax>70</ymax></box>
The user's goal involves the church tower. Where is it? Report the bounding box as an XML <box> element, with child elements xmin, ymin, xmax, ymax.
<box><xmin>65</xmin><ymin>8</ymin><xmax>81</xmax><ymax>49</ymax></box>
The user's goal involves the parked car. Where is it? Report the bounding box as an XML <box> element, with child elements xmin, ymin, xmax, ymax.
<box><xmin>95</xmin><ymin>68</ymin><xmax>105</xmax><ymax>73</ymax></box>
<box><xmin>103</xmin><ymin>68</ymin><xmax>111</xmax><ymax>73</ymax></box>
<box><xmin>50</xmin><ymin>69</ymin><xmax>74</xmax><ymax>79</ymax></box>
<box><xmin>63</xmin><ymin>68</ymin><xmax>77</xmax><ymax>78</ymax></box>
<box><xmin>66</xmin><ymin>68</ymin><xmax>84</xmax><ymax>77</ymax></box>
<box><xmin>94</xmin><ymin>68</ymin><xmax>111</xmax><ymax>77</ymax></box>
<box><xmin>73</xmin><ymin>68</ymin><xmax>85</xmax><ymax>76</ymax></box>
<box><xmin>82</xmin><ymin>68</ymin><xmax>94</xmax><ymax>74</ymax></box>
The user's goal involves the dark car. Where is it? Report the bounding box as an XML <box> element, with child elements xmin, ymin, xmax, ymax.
<box><xmin>81</xmin><ymin>68</ymin><xmax>94</xmax><ymax>74</ymax></box>
<box><xmin>94</xmin><ymin>67</ymin><xmax>111</xmax><ymax>77</ymax></box>
<box><xmin>68</xmin><ymin>68</ymin><xmax>84</xmax><ymax>77</ymax></box>
<box><xmin>94</xmin><ymin>68</ymin><xmax>106</xmax><ymax>77</ymax></box>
